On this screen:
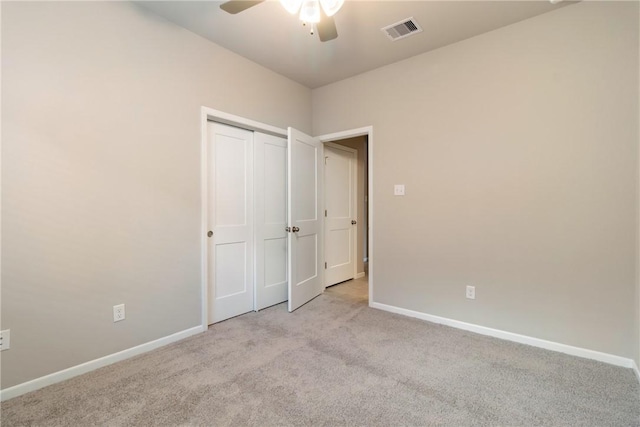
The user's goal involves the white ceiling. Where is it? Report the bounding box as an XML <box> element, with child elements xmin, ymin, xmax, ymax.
<box><xmin>136</xmin><ymin>0</ymin><xmax>573</xmax><ymax>89</ymax></box>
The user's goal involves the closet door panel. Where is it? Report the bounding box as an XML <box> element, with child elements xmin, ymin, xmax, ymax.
<box><xmin>255</xmin><ymin>132</ymin><xmax>288</xmax><ymax>310</ymax></box>
<box><xmin>207</xmin><ymin>122</ymin><xmax>254</xmax><ymax>324</ymax></box>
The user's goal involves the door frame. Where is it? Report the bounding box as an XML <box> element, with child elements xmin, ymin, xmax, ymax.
<box><xmin>319</xmin><ymin>127</ymin><xmax>374</xmax><ymax>306</ymax></box>
<box><xmin>200</xmin><ymin>107</ymin><xmax>375</xmax><ymax>328</ymax></box>
<box><xmin>200</xmin><ymin>107</ymin><xmax>287</xmax><ymax>329</ymax></box>
<box><xmin>323</xmin><ymin>142</ymin><xmax>358</xmax><ymax>286</ymax></box>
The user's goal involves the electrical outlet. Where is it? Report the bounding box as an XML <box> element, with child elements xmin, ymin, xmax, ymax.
<box><xmin>466</xmin><ymin>286</ymin><xmax>476</xmax><ymax>300</ymax></box>
<box><xmin>113</xmin><ymin>304</ymin><xmax>125</xmax><ymax>322</ymax></box>
<box><xmin>0</xmin><ymin>329</ymin><xmax>10</xmax><ymax>351</ymax></box>
<box><xmin>394</xmin><ymin>184</ymin><xmax>405</xmax><ymax>196</ymax></box>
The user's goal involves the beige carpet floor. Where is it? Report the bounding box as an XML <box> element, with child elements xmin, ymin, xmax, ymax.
<box><xmin>2</xmin><ymin>277</ymin><xmax>639</xmax><ymax>426</ymax></box>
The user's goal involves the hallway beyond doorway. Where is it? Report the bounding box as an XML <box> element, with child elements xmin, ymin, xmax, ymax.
<box><xmin>325</xmin><ymin>275</ymin><xmax>368</xmax><ymax>304</ymax></box>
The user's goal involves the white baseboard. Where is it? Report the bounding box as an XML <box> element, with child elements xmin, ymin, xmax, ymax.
<box><xmin>370</xmin><ymin>302</ymin><xmax>635</xmax><ymax>370</ymax></box>
<box><xmin>0</xmin><ymin>325</ymin><xmax>205</xmax><ymax>402</ymax></box>
<box><xmin>355</xmin><ymin>272</ymin><xmax>365</xmax><ymax>279</ymax></box>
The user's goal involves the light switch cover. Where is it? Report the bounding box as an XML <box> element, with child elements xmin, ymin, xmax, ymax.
<box><xmin>394</xmin><ymin>184</ymin><xmax>405</xmax><ymax>196</ymax></box>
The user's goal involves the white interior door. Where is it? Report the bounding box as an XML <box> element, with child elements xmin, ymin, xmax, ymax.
<box><xmin>255</xmin><ymin>132</ymin><xmax>288</xmax><ymax>310</ymax></box>
<box><xmin>324</xmin><ymin>143</ymin><xmax>357</xmax><ymax>286</ymax></box>
<box><xmin>287</xmin><ymin>127</ymin><xmax>324</xmax><ymax>312</ymax></box>
<box><xmin>208</xmin><ymin>122</ymin><xmax>254</xmax><ymax>324</ymax></box>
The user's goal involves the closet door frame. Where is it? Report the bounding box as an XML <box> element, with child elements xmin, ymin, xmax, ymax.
<box><xmin>201</xmin><ymin>108</ymin><xmax>287</xmax><ymax>329</ymax></box>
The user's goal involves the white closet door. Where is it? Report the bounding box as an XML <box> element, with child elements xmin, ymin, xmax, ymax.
<box><xmin>324</xmin><ymin>144</ymin><xmax>357</xmax><ymax>286</ymax></box>
<box><xmin>255</xmin><ymin>133</ymin><xmax>288</xmax><ymax>310</ymax></box>
<box><xmin>208</xmin><ymin>122</ymin><xmax>254</xmax><ymax>324</ymax></box>
<box><xmin>287</xmin><ymin>127</ymin><xmax>324</xmax><ymax>312</ymax></box>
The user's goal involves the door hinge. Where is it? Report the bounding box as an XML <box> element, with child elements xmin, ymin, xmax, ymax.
<box><xmin>325</xmin><ymin>262</ymin><xmax>327</xmax><ymax>269</ymax></box>
<box><xmin>325</xmin><ymin>156</ymin><xmax>328</xmax><ymax>165</ymax></box>
<box><xmin>325</xmin><ymin>209</ymin><xmax>327</xmax><ymax>217</ymax></box>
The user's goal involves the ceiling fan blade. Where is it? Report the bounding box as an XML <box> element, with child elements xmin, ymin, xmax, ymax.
<box><xmin>220</xmin><ymin>0</ymin><xmax>265</xmax><ymax>14</ymax></box>
<box><xmin>317</xmin><ymin>14</ymin><xmax>338</xmax><ymax>42</ymax></box>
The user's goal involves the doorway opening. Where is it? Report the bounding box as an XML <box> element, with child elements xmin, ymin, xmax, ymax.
<box><xmin>322</xmin><ymin>136</ymin><xmax>369</xmax><ymax>305</ymax></box>
<box><xmin>318</xmin><ymin>128</ymin><xmax>372</xmax><ymax>307</ymax></box>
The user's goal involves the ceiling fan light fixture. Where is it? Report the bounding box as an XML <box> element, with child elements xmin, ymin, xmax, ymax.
<box><xmin>299</xmin><ymin>0</ymin><xmax>321</xmax><ymax>23</ymax></box>
<box><xmin>279</xmin><ymin>0</ymin><xmax>303</xmax><ymax>15</ymax></box>
<box><xmin>319</xmin><ymin>0</ymin><xmax>344</xmax><ymax>17</ymax></box>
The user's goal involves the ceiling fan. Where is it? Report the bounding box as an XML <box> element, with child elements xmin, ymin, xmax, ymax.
<box><xmin>219</xmin><ymin>0</ymin><xmax>343</xmax><ymax>42</ymax></box>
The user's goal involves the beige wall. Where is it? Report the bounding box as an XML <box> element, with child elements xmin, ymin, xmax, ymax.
<box><xmin>637</xmin><ymin>0</ymin><xmax>640</xmax><ymax>369</ymax></box>
<box><xmin>313</xmin><ymin>1</ymin><xmax>639</xmax><ymax>359</ymax></box>
<box><xmin>1</xmin><ymin>1</ymin><xmax>311</xmax><ymax>389</ymax></box>
<box><xmin>332</xmin><ymin>136</ymin><xmax>367</xmax><ymax>275</ymax></box>
<box><xmin>637</xmin><ymin>15</ymin><xmax>640</xmax><ymax>367</ymax></box>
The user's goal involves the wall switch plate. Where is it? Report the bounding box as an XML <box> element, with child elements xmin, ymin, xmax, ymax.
<box><xmin>0</xmin><ymin>329</ymin><xmax>10</xmax><ymax>351</ymax></box>
<box><xmin>113</xmin><ymin>304</ymin><xmax>125</xmax><ymax>322</ymax></box>
<box><xmin>466</xmin><ymin>286</ymin><xmax>476</xmax><ymax>300</ymax></box>
<box><xmin>394</xmin><ymin>184</ymin><xmax>405</xmax><ymax>196</ymax></box>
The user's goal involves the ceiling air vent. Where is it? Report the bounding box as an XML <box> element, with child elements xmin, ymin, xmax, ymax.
<box><xmin>381</xmin><ymin>17</ymin><xmax>423</xmax><ymax>41</ymax></box>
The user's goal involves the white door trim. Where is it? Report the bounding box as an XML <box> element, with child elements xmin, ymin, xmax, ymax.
<box><xmin>318</xmin><ymin>127</ymin><xmax>374</xmax><ymax>305</ymax></box>
<box><xmin>200</xmin><ymin>107</ymin><xmax>286</xmax><ymax>330</ymax></box>
<box><xmin>323</xmin><ymin>142</ymin><xmax>358</xmax><ymax>285</ymax></box>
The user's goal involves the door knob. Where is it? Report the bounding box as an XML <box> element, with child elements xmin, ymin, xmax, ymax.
<box><xmin>285</xmin><ymin>227</ymin><xmax>292</xmax><ymax>232</ymax></box>
<box><xmin>292</xmin><ymin>226</ymin><xmax>300</xmax><ymax>232</ymax></box>
<box><xmin>207</xmin><ymin>230</ymin><xmax>213</xmax><ymax>237</ymax></box>
<box><xmin>351</xmin><ymin>220</ymin><xmax>357</xmax><ymax>225</ymax></box>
